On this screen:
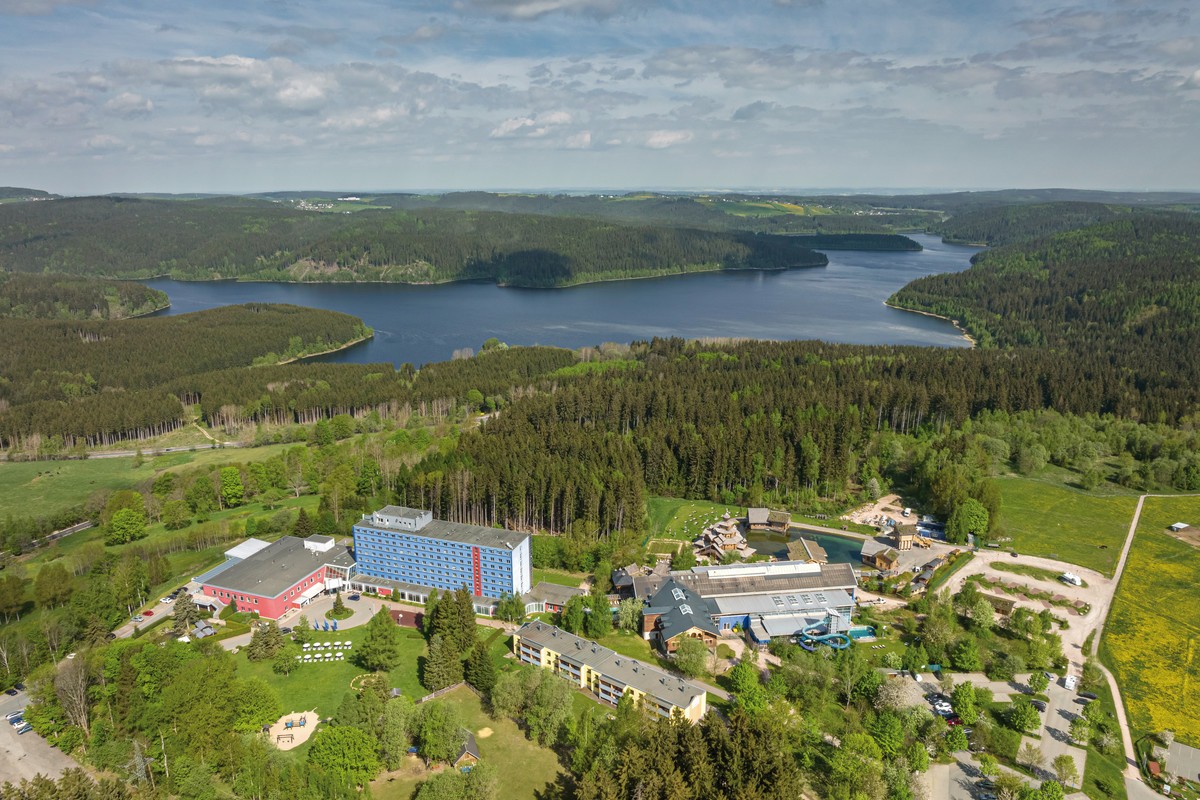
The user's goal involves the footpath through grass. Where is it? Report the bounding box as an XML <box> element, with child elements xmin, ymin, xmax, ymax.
<box><xmin>996</xmin><ymin>476</ymin><xmax>1137</xmax><ymax>576</ymax></box>
<box><xmin>1101</xmin><ymin>495</ymin><xmax>1200</xmax><ymax>747</ymax></box>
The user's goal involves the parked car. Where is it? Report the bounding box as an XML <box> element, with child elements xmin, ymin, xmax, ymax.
<box><xmin>141</xmin><ymin>610</ymin><xmax>154</xmax><ymax>617</ymax></box>
<box><xmin>130</xmin><ymin>617</ymin><xmax>141</xmax><ymax>625</ymax></box>
<box><xmin>16</xmin><ymin>723</ymin><xmax>32</xmax><ymax>735</ymax></box>
<box><xmin>977</xmin><ymin>780</ymin><xmax>996</xmax><ymax>790</ymax></box>
<box><xmin>280</xmin><ymin>627</ymin><xmax>293</xmax><ymax>635</ymax></box>
<box><xmin>3</xmin><ymin>688</ymin><xmax>17</xmax><ymax>697</ymax></box>
<box><xmin>1079</xmin><ymin>691</ymin><xmax>1098</xmax><ymax>701</ymax></box>
<box><xmin>9</xmin><ymin>716</ymin><xmax>25</xmax><ymax>728</ymax></box>
<box><xmin>348</xmin><ymin>594</ymin><xmax>361</xmax><ymax>601</ymax></box>
<box><xmin>160</xmin><ymin>596</ymin><xmax>174</xmax><ymax>604</ymax></box>
<box><xmin>4</xmin><ymin>710</ymin><xmax>24</xmax><ymax>721</ymax></box>
<box><xmin>1031</xmin><ymin>700</ymin><xmax>1048</xmax><ymax>712</ymax></box>
<box><xmin>105</xmin><ymin>632</ymin><xmax>117</xmax><ymax>641</ymax></box>
<box><xmin>947</xmin><ymin>717</ymin><xmax>963</xmax><ymax>726</ymax></box>
<box><xmin>13</xmin><ymin>683</ymin><xmax>23</xmax><ymax>691</ymax></box>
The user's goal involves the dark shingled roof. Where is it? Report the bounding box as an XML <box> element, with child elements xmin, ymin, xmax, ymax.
<box><xmin>644</xmin><ymin>580</ymin><xmax>718</xmax><ymax>642</ymax></box>
<box><xmin>202</xmin><ymin>536</ymin><xmax>354</xmax><ymax>598</ymax></box>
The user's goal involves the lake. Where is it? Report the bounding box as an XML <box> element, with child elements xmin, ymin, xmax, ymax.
<box><xmin>745</xmin><ymin>528</ymin><xmax>866</xmax><ymax>564</ymax></box>
<box><xmin>144</xmin><ymin>233</ymin><xmax>979</xmax><ymax>367</ymax></box>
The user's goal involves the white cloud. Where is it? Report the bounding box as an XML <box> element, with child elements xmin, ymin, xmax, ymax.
<box><xmin>565</xmin><ymin>130</ymin><xmax>591</xmax><ymax>148</ymax></box>
<box><xmin>104</xmin><ymin>91</ymin><xmax>153</xmax><ymax>117</ymax></box>
<box><xmin>490</xmin><ymin>110</ymin><xmax>572</xmax><ymax>137</ymax></box>
<box><xmin>644</xmin><ymin>129</ymin><xmax>691</xmax><ymax>149</ymax></box>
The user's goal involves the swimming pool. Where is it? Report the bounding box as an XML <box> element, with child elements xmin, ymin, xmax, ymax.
<box><xmin>744</xmin><ymin>526</ymin><xmax>866</xmax><ymax>564</ymax></box>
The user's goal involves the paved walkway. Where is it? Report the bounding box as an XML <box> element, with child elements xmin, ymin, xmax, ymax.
<box><xmin>1090</xmin><ymin>494</ymin><xmax>1148</xmax><ymax>780</ymax></box>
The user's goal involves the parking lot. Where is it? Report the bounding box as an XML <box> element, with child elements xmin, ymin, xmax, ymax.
<box><xmin>0</xmin><ymin>689</ymin><xmax>79</xmax><ymax>782</ymax></box>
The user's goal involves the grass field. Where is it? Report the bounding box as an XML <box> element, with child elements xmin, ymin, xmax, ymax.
<box><xmin>996</xmin><ymin>477</ymin><xmax>1138</xmax><ymax>576</ymax></box>
<box><xmin>237</xmin><ymin>626</ymin><xmax>431</xmax><ymax>718</ymax></box>
<box><xmin>371</xmin><ymin>685</ymin><xmax>565</xmax><ymax>800</ymax></box>
<box><xmin>1101</xmin><ymin>495</ymin><xmax>1200</xmax><ymax>747</ymax></box>
<box><xmin>645</xmin><ymin>496</ymin><xmax>742</xmax><ymax>542</ymax></box>
<box><xmin>531</xmin><ymin>568</ymin><xmax>586</xmax><ymax>588</ymax></box>
<box><xmin>0</xmin><ymin>443</ymin><xmax>296</xmax><ymax>520</ymax></box>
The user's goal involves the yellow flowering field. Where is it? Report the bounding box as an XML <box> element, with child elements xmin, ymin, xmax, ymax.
<box><xmin>1102</xmin><ymin>496</ymin><xmax>1200</xmax><ymax>746</ymax></box>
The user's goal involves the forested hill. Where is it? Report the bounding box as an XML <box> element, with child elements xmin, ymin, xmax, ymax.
<box><xmin>0</xmin><ymin>273</ymin><xmax>168</xmax><ymax>319</ymax></box>
<box><xmin>0</xmin><ymin>186</ymin><xmax>56</xmax><ymax>200</ymax></box>
<box><xmin>930</xmin><ymin>202</ymin><xmax>1128</xmax><ymax>246</ymax></box>
<box><xmin>889</xmin><ymin>212</ymin><xmax>1200</xmax><ymax>405</ymax></box>
<box><xmin>0</xmin><ymin>197</ymin><xmax>830</xmax><ymax>287</ymax></box>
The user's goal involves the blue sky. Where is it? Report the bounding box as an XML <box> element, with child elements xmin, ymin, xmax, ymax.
<box><xmin>1</xmin><ymin>0</ymin><xmax>1197</xmax><ymax>194</ymax></box>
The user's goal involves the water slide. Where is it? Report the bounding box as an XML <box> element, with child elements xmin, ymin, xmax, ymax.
<box><xmin>798</xmin><ymin>619</ymin><xmax>851</xmax><ymax>650</ymax></box>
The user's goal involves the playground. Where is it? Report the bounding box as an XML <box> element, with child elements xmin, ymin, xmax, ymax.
<box><xmin>268</xmin><ymin>710</ymin><xmax>318</xmax><ymax>751</ymax></box>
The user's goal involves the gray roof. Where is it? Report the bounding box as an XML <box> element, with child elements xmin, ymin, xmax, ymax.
<box><xmin>377</xmin><ymin>505</ymin><xmax>427</xmax><ymax>520</ymax></box>
<box><xmin>201</xmin><ymin>536</ymin><xmax>355</xmax><ymax>598</ymax></box>
<box><xmin>645</xmin><ymin>580</ymin><xmax>719</xmax><ymax>641</ymax></box>
<box><xmin>711</xmin><ymin>587</ymin><xmax>854</xmax><ymax>617</ymax></box>
<box><xmin>516</xmin><ymin>621</ymin><xmax>706</xmax><ymax>709</ymax></box>
<box><xmin>523</xmin><ymin>581</ymin><xmax>585</xmax><ymax>607</ymax></box>
<box><xmin>306</xmin><ymin>534</ymin><xmax>334</xmax><ymax>544</ymax></box>
<box><xmin>361</xmin><ymin>515</ymin><xmax>529</xmax><ymax>551</ymax></box>
<box><xmin>457</xmin><ymin>731</ymin><xmax>480</xmax><ymax>762</ymax></box>
<box><xmin>747</xmin><ymin>508</ymin><xmax>769</xmax><ymax>525</ymax></box>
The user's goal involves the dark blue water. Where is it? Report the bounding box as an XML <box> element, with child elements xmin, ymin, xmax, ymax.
<box><xmin>143</xmin><ymin>234</ymin><xmax>979</xmax><ymax>367</ymax></box>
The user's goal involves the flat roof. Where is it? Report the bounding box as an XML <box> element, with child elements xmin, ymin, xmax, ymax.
<box><xmin>523</xmin><ymin>581</ymin><xmax>585</xmax><ymax>606</ymax></box>
<box><xmin>202</xmin><ymin>536</ymin><xmax>355</xmax><ymax>598</ymax></box>
<box><xmin>516</xmin><ymin>621</ymin><xmax>705</xmax><ymax>708</ymax></box>
<box><xmin>712</xmin><ymin>587</ymin><xmax>854</xmax><ymax>617</ymax></box>
<box><xmin>357</xmin><ymin>515</ymin><xmax>529</xmax><ymax>551</ymax></box>
<box><xmin>377</xmin><ymin>505</ymin><xmax>428</xmax><ymax>520</ymax></box>
<box><xmin>226</xmin><ymin>537</ymin><xmax>271</xmax><ymax>560</ymax></box>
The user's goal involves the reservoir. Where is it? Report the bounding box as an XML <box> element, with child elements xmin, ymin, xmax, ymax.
<box><xmin>144</xmin><ymin>234</ymin><xmax>979</xmax><ymax>367</ymax></box>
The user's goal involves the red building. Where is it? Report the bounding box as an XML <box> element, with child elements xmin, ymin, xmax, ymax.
<box><xmin>199</xmin><ymin>535</ymin><xmax>356</xmax><ymax>620</ymax></box>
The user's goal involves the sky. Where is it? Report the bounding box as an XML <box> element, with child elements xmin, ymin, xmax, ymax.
<box><xmin>1</xmin><ymin>0</ymin><xmax>1198</xmax><ymax>195</ymax></box>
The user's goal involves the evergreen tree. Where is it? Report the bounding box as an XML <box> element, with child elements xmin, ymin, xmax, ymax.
<box><xmin>452</xmin><ymin>586</ymin><xmax>478</xmax><ymax>651</ymax></box>
<box><xmin>422</xmin><ymin>589</ymin><xmax>439</xmax><ymax>638</ymax></box>
<box><xmin>331</xmin><ymin>591</ymin><xmax>347</xmax><ymax>618</ymax></box>
<box><xmin>422</xmin><ymin>633</ymin><xmax>464</xmax><ymax>692</ymax></box>
<box><xmin>173</xmin><ymin>593</ymin><xmax>203</xmax><ymax>635</ymax></box>
<box><xmin>293</xmin><ymin>508</ymin><xmax>315</xmax><ymax>538</ymax></box>
<box><xmin>357</xmin><ymin>609</ymin><xmax>403</xmax><ymax>672</ymax></box>
<box><xmin>465</xmin><ymin>642</ymin><xmax>497</xmax><ymax>695</ymax></box>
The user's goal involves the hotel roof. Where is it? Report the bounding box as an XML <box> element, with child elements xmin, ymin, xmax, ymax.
<box><xmin>516</xmin><ymin>621</ymin><xmax>706</xmax><ymax>709</ymax></box>
<box><xmin>358</xmin><ymin>512</ymin><xmax>529</xmax><ymax>551</ymax></box>
<box><xmin>202</xmin><ymin>536</ymin><xmax>354</xmax><ymax>598</ymax></box>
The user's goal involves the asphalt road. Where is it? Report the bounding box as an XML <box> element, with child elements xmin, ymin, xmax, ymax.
<box><xmin>0</xmin><ymin>690</ymin><xmax>79</xmax><ymax>783</ymax></box>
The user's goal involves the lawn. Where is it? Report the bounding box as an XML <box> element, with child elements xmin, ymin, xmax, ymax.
<box><xmin>645</xmin><ymin>496</ymin><xmax>742</xmax><ymax>543</ymax></box>
<box><xmin>990</xmin><ymin>561</ymin><xmax>1084</xmax><ymax>587</ymax></box>
<box><xmin>371</xmin><ymin>685</ymin><xmax>565</xmax><ymax>800</ymax></box>
<box><xmin>995</xmin><ymin>477</ymin><xmax>1138</xmax><ymax>576</ymax></box>
<box><xmin>1101</xmin><ymin>495</ymin><xmax>1200</xmax><ymax>747</ymax></box>
<box><xmin>0</xmin><ymin>442</ymin><xmax>296</xmax><ymax>521</ymax></box>
<box><xmin>237</xmin><ymin>625</ymin><xmax>434</xmax><ymax>717</ymax></box>
<box><xmin>531</xmin><ymin>568</ymin><xmax>586</xmax><ymax>588</ymax></box>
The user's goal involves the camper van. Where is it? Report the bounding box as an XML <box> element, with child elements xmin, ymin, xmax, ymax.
<box><xmin>1060</xmin><ymin>572</ymin><xmax>1083</xmax><ymax>587</ymax></box>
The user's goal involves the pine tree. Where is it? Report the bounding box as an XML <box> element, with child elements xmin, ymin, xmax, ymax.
<box><xmin>422</xmin><ymin>589</ymin><xmax>439</xmax><ymax>638</ymax></box>
<box><xmin>357</xmin><ymin>609</ymin><xmax>403</xmax><ymax>672</ymax></box>
<box><xmin>453</xmin><ymin>585</ymin><xmax>477</xmax><ymax>651</ymax></box>
<box><xmin>465</xmin><ymin>642</ymin><xmax>497</xmax><ymax>695</ymax></box>
<box><xmin>422</xmin><ymin>633</ymin><xmax>463</xmax><ymax>691</ymax></box>
<box><xmin>293</xmin><ymin>508</ymin><xmax>314</xmax><ymax>538</ymax></box>
<box><xmin>332</xmin><ymin>591</ymin><xmax>347</xmax><ymax>618</ymax></box>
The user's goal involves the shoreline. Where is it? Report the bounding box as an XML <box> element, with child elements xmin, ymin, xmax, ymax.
<box><xmin>143</xmin><ymin>260</ymin><xmax>829</xmax><ymax>291</ymax></box>
<box><xmin>276</xmin><ymin>333</ymin><xmax>375</xmax><ymax>365</ymax></box>
<box><xmin>883</xmin><ymin>302</ymin><xmax>977</xmax><ymax>348</ymax></box>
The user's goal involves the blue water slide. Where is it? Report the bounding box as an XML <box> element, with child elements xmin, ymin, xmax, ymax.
<box><xmin>799</xmin><ymin>620</ymin><xmax>852</xmax><ymax>650</ymax></box>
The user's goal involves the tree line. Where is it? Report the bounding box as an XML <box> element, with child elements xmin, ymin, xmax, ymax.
<box><xmin>0</xmin><ymin>272</ymin><xmax>168</xmax><ymax>320</ymax></box>
<box><xmin>0</xmin><ymin>197</ymin><xmax>833</xmax><ymax>287</ymax></box>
